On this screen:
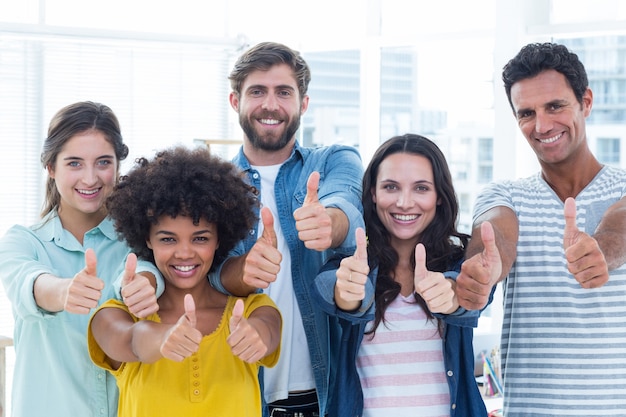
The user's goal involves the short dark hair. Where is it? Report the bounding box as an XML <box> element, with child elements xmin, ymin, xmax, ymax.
<box><xmin>502</xmin><ymin>42</ymin><xmax>589</xmax><ymax>111</ymax></box>
<box><xmin>106</xmin><ymin>145</ymin><xmax>258</xmax><ymax>270</ymax></box>
<box><xmin>229</xmin><ymin>41</ymin><xmax>311</xmax><ymax>99</ymax></box>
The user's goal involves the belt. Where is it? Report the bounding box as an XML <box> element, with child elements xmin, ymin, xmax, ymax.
<box><xmin>269</xmin><ymin>410</ymin><xmax>319</xmax><ymax>417</ymax></box>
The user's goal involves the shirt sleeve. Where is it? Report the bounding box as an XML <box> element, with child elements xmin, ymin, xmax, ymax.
<box><xmin>0</xmin><ymin>225</ymin><xmax>57</xmax><ymax>320</ymax></box>
<box><xmin>316</xmin><ymin>145</ymin><xmax>365</xmax><ymax>255</ymax></box>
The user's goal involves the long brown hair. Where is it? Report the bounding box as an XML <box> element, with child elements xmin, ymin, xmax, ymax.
<box><xmin>363</xmin><ymin>134</ymin><xmax>468</xmax><ymax>335</ymax></box>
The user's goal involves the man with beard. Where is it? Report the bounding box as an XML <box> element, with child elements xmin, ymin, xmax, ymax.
<box><xmin>209</xmin><ymin>42</ymin><xmax>364</xmax><ymax>417</ymax></box>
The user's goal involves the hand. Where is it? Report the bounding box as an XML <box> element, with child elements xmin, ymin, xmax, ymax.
<box><xmin>243</xmin><ymin>207</ymin><xmax>282</xmax><ymax>289</ymax></box>
<box><xmin>334</xmin><ymin>228</ymin><xmax>369</xmax><ymax>309</ymax></box>
<box><xmin>563</xmin><ymin>197</ymin><xmax>609</xmax><ymax>288</ymax></box>
<box><xmin>120</xmin><ymin>253</ymin><xmax>159</xmax><ymax>318</ymax></box>
<box><xmin>413</xmin><ymin>243</ymin><xmax>458</xmax><ymax>314</ymax></box>
<box><xmin>293</xmin><ymin>171</ymin><xmax>333</xmax><ymax>251</ymax></box>
<box><xmin>64</xmin><ymin>248</ymin><xmax>105</xmax><ymax>314</ymax></box>
<box><xmin>456</xmin><ymin>221</ymin><xmax>502</xmax><ymax>310</ymax></box>
<box><xmin>227</xmin><ymin>299</ymin><xmax>268</xmax><ymax>363</ymax></box>
<box><xmin>160</xmin><ymin>294</ymin><xmax>202</xmax><ymax>361</ymax></box>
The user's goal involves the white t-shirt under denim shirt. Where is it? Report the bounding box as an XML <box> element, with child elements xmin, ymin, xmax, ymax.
<box><xmin>253</xmin><ymin>163</ymin><xmax>316</xmax><ymax>403</ymax></box>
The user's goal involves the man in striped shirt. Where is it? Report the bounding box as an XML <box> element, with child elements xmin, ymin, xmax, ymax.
<box><xmin>456</xmin><ymin>42</ymin><xmax>626</xmax><ymax>416</ymax></box>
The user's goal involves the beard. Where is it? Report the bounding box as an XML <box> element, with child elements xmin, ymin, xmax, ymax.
<box><xmin>239</xmin><ymin>111</ymin><xmax>301</xmax><ymax>152</ymax></box>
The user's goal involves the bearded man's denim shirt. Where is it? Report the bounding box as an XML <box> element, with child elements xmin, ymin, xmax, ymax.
<box><xmin>209</xmin><ymin>141</ymin><xmax>365</xmax><ymax>417</ymax></box>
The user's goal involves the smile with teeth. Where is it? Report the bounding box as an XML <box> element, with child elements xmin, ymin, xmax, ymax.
<box><xmin>174</xmin><ymin>265</ymin><xmax>196</xmax><ymax>272</ymax></box>
<box><xmin>260</xmin><ymin>118</ymin><xmax>280</xmax><ymax>125</ymax></box>
<box><xmin>537</xmin><ymin>133</ymin><xmax>562</xmax><ymax>144</ymax></box>
<box><xmin>392</xmin><ymin>214</ymin><xmax>419</xmax><ymax>221</ymax></box>
<box><xmin>77</xmin><ymin>188</ymin><xmax>99</xmax><ymax>195</ymax></box>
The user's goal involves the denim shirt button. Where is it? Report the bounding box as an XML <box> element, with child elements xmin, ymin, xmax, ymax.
<box><xmin>447</xmin><ymin>370</ymin><xmax>454</xmax><ymax>377</ymax></box>
<box><xmin>249</xmin><ymin>229</ymin><xmax>255</xmax><ymax>235</ymax></box>
<box><xmin>451</xmin><ymin>403</ymin><xmax>457</xmax><ymax>409</ymax></box>
<box><xmin>252</xmin><ymin>172</ymin><xmax>259</xmax><ymax>179</ymax></box>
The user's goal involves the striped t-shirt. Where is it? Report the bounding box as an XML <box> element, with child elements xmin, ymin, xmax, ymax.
<box><xmin>356</xmin><ymin>293</ymin><xmax>450</xmax><ymax>417</ymax></box>
<box><xmin>474</xmin><ymin>166</ymin><xmax>626</xmax><ymax>417</ymax></box>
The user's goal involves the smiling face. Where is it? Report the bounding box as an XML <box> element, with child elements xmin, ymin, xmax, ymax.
<box><xmin>146</xmin><ymin>215</ymin><xmax>219</xmax><ymax>291</ymax></box>
<box><xmin>511</xmin><ymin>69</ymin><xmax>592</xmax><ymax>167</ymax></box>
<box><xmin>48</xmin><ymin>130</ymin><xmax>117</xmax><ymax>224</ymax></box>
<box><xmin>230</xmin><ymin>63</ymin><xmax>309</xmax><ymax>164</ymax></box>
<box><xmin>372</xmin><ymin>152</ymin><xmax>439</xmax><ymax>249</ymax></box>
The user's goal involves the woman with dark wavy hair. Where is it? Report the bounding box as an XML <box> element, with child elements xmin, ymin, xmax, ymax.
<box><xmin>314</xmin><ymin>134</ymin><xmax>490</xmax><ymax>416</ymax></box>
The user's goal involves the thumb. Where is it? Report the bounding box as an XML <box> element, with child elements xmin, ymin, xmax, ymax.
<box><xmin>563</xmin><ymin>197</ymin><xmax>579</xmax><ymax>249</ymax></box>
<box><xmin>229</xmin><ymin>299</ymin><xmax>244</xmax><ymax>333</ymax></box>
<box><xmin>260</xmin><ymin>207</ymin><xmax>277</xmax><ymax>248</ymax></box>
<box><xmin>184</xmin><ymin>294</ymin><xmax>197</xmax><ymax>328</ymax></box>
<box><xmin>121</xmin><ymin>253</ymin><xmax>138</xmax><ymax>287</ymax></box>
<box><xmin>353</xmin><ymin>227</ymin><xmax>368</xmax><ymax>262</ymax></box>
<box><xmin>414</xmin><ymin>243</ymin><xmax>427</xmax><ymax>283</ymax></box>
<box><xmin>303</xmin><ymin>171</ymin><xmax>320</xmax><ymax>205</ymax></box>
<box><xmin>84</xmin><ymin>248</ymin><xmax>97</xmax><ymax>276</ymax></box>
<box><xmin>480</xmin><ymin>221</ymin><xmax>498</xmax><ymax>262</ymax></box>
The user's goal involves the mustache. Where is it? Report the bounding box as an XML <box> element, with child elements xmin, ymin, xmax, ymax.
<box><xmin>254</xmin><ymin>111</ymin><xmax>283</xmax><ymax>120</ymax></box>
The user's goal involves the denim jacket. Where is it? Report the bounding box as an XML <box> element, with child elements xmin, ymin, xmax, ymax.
<box><xmin>209</xmin><ymin>141</ymin><xmax>364</xmax><ymax>417</ymax></box>
<box><xmin>312</xmin><ymin>256</ymin><xmax>491</xmax><ymax>417</ymax></box>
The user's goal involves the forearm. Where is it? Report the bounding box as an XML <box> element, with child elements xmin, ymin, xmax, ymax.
<box><xmin>33</xmin><ymin>273</ymin><xmax>69</xmax><ymax>312</ymax></box>
<box><xmin>594</xmin><ymin>199</ymin><xmax>626</xmax><ymax>270</ymax></box>
<box><xmin>130</xmin><ymin>321</ymin><xmax>169</xmax><ymax>363</ymax></box>
<box><xmin>328</xmin><ymin>207</ymin><xmax>349</xmax><ymax>248</ymax></box>
<box><xmin>248</xmin><ymin>307</ymin><xmax>282</xmax><ymax>356</ymax></box>
<box><xmin>219</xmin><ymin>256</ymin><xmax>258</xmax><ymax>296</ymax></box>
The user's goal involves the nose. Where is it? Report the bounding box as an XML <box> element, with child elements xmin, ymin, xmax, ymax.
<box><xmin>82</xmin><ymin>166</ymin><xmax>98</xmax><ymax>187</ymax></box>
<box><xmin>174</xmin><ymin>242</ymin><xmax>194</xmax><ymax>259</ymax></box>
<box><xmin>396</xmin><ymin>190</ymin><xmax>414</xmax><ymax>209</ymax></box>
<box><xmin>534</xmin><ymin>110</ymin><xmax>553</xmax><ymax>135</ymax></box>
<box><xmin>261</xmin><ymin>93</ymin><xmax>279</xmax><ymax>111</ymax></box>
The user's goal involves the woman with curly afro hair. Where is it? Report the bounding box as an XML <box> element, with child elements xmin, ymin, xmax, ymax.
<box><xmin>88</xmin><ymin>145</ymin><xmax>282</xmax><ymax>417</ymax></box>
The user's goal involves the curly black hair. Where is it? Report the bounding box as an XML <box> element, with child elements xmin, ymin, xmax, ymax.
<box><xmin>106</xmin><ymin>145</ymin><xmax>258</xmax><ymax>271</ymax></box>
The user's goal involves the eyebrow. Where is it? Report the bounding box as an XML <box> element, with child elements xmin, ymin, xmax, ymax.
<box><xmin>245</xmin><ymin>84</ymin><xmax>296</xmax><ymax>92</ymax></box>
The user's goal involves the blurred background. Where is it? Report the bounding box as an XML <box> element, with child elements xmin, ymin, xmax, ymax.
<box><xmin>1</xmin><ymin>1</ymin><xmax>626</xmax><ymax>414</ymax></box>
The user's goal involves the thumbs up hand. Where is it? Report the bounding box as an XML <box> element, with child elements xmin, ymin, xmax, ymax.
<box><xmin>160</xmin><ymin>294</ymin><xmax>201</xmax><ymax>362</ymax></box>
<box><xmin>227</xmin><ymin>299</ymin><xmax>269</xmax><ymax>363</ymax></box>
<box><xmin>242</xmin><ymin>207</ymin><xmax>282</xmax><ymax>289</ymax></box>
<box><xmin>563</xmin><ymin>197</ymin><xmax>608</xmax><ymax>288</ymax></box>
<box><xmin>456</xmin><ymin>221</ymin><xmax>502</xmax><ymax>310</ymax></box>
<box><xmin>120</xmin><ymin>253</ymin><xmax>159</xmax><ymax>318</ymax></box>
<box><xmin>413</xmin><ymin>244</ymin><xmax>458</xmax><ymax>314</ymax></box>
<box><xmin>293</xmin><ymin>171</ymin><xmax>333</xmax><ymax>251</ymax></box>
<box><xmin>64</xmin><ymin>248</ymin><xmax>105</xmax><ymax>314</ymax></box>
<box><xmin>334</xmin><ymin>228</ymin><xmax>370</xmax><ymax>311</ymax></box>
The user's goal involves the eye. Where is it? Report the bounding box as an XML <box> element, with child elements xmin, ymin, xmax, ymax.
<box><xmin>193</xmin><ymin>236</ymin><xmax>209</xmax><ymax>243</ymax></box>
<box><xmin>160</xmin><ymin>237</ymin><xmax>175</xmax><ymax>243</ymax></box>
<box><xmin>382</xmin><ymin>184</ymin><xmax>398</xmax><ymax>191</ymax></box>
<box><xmin>278</xmin><ymin>89</ymin><xmax>292</xmax><ymax>97</ymax></box>
<box><xmin>97</xmin><ymin>159</ymin><xmax>113</xmax><ymax>166</ymax></box>
<box><xmin>518</xmin><ymin>110</ymin><xmax>534</xmax><ymax>120</ymax></box>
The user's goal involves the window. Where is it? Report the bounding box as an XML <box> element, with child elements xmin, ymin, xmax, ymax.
<box><xmin>596</xmin><ymin>137</ymin><xmax>621</xmax><ymax>165</ymax></box>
